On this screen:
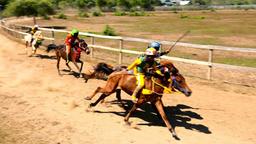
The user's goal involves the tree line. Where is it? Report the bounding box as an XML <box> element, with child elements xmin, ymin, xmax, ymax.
<box><xmin>1</xmin><ymin>0</ymin><xmax>256</xmax><ymax>17</ymax></box>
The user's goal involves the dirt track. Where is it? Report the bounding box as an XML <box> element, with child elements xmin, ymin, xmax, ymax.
<box><xmin>0</xmin><ymin>32</ymin><xmax>256</xmax><ymax>144</ymax></box>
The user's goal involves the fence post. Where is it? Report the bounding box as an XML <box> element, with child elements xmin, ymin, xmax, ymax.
<box><xmin>119</xmin><ymin>39</ymin><xmax>123</xmax><ymax>65</ymax></box>
<box><xmin>207</xmin><ymin>49</ymin><xmax>213</xmax><ymax>80</ymax></box>
<box><xmin>51</xmin><ymin>28</ymin><xmax>55</xmax><ymax>44</ymax></box>
<box><xmin>90</xmin><ymin>37</ymin><xmax>95</xmax><ymax>58</ymax></box>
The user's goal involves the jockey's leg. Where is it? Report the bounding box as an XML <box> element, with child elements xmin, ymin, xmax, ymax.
<box><xmin>66</xmin><ymin>45</ymin><xmax>71</xmax><ymax>63</ymax></box>
<box><xmin>131</xmin><ymin>73</ymin><xmax>145</xmax><ymax>103</ymax></box>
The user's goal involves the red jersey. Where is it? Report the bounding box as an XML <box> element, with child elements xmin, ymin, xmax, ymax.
<box><xmin>65</xmin><ymin>33</ymin><xmax>79</xmax><ymax>46</ymax></box>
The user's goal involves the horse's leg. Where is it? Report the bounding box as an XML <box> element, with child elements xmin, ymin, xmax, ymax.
<box><xmin>57</xmin><ymin>55</ymin><xmax>61</xmax><ymax>76</ymax></box>
<box><xmin>78</xmin><ymin>60</ymin><xmax>83</xmax><ymax>77</ymax></box>
<box><xmin>89</xmin><ymin>93</ymin><xmax>108</xmax><ymax>108</ymax></box>
<box><xmin>25</xmin><ymin>41</ymin><xmax>28</xmax><ymax>54</ymax></box>
<box><xmin>72</xmin><ymin>60</ymin><xmax>80</xmax><ymax>73</ymax></box>
<box><xmin>124</xmin><ymin>98</ymin><xmax>144</xmax><ymax>124</ymax></box>
<box><xmin>85</xmin><ymin>87</ymin><xmax>103</xmax><ymax>100</ymax></box>
<box><xmin>116</xmin><ymin>89</ymin><xmax>126</xmax><ymax>108</ymax></box>
<box><xmin>154</xmin><ymin>98</ymin><xmax>179</xmax><ymax>140</ymax></box>
<box><xmin>151</xmin><ymin>102</ymin><xmax>163</xmax><ymax>121</ymax></box>
<box><xmin>66</xmin><ymin>62</ymin><xmax>72</xmax><ymax>72</ymax></box>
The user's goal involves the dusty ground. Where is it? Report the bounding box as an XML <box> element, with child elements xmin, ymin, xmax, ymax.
<box><xmin>0</xmin><ymin>32</ymin><xmax>256</xmax><ymax>144</ymax></box>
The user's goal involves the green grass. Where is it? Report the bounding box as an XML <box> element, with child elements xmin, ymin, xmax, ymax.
<box><xmin>215</xmin><ymin>57</ymin><xmax>256</xmax><ymax>68</ymax></box>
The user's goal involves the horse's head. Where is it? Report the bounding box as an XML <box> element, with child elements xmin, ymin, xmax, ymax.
<box><xmin>78</xmin><ymin>39</ymin><xmax>90</xmax><ymax>55</ymax></box>
<box><xmin>159</xmin><ymin>60</ymin><xmax>192</xmax><ymax>97</ymax></box>
<box><xmin>169</xmin><ymin>67</ymin><xmax>192</xmax><ymax>97</ymax></box>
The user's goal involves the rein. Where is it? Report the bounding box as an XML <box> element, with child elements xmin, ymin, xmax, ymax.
<box><xmin>151</xmin><ymin>77</ymin><xmax>173</xmax><ymax>95</ymax></box>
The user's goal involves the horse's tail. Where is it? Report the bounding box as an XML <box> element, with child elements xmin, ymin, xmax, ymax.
<box><xmin>95</xmin><ymin>63</ymin><xmax>114</xmax><ymax>74</ymax></box>
<box><xmin>90</xmin><ymin>63</ymin><xmax>113</xmax><ymax>81</ymax></box>
<box><xmin>46</xmin><ymin>44</ymin><xmax>57</xmax><ymax>53</ymax></box>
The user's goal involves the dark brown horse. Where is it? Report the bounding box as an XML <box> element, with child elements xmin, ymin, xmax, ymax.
<box><xmin>82</xmin><ymin>62</ymin><xmax>127</xmax><ymax>82</ymax></box>
<box><xmin>47</xmin><ymin>39</ymin><xmax>90</xmax><ymax>77</ymax></box>
<box><xmin>85</xmin><ymin>61</ymin><xmax>192</xmax><ymax>140</ymax></box>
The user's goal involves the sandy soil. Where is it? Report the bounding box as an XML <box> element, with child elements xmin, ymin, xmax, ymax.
<box><xmin>0</xmin><ymin>32</ymin><xmax>256</xmax><ymax>144</ymax></box>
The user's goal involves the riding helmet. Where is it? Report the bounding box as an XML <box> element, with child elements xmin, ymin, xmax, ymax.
<box><xmin>149</xmin><ymin>41</ymin><xmax>161</xmax><ymax>51</ymax></box>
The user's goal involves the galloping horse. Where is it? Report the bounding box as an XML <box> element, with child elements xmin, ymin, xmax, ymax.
<box><xmin>24</xmin><ymin>31</ymin><xmax>44</xmax><ymax>55</ymax></box>
<box><xmin>85</xmin><ymin>61</ymin><xmax>192</xmax><ymax>140</ymax></box>
<box><xmin>46</xmin><ymin>39</ymin><xmax>90</xmax><ymax>77</ymax></box>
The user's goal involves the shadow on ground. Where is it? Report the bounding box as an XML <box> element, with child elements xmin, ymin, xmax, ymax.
<box><xmin>33</xmin><ymin>54</ymin><xmax>56</xmax><ymax>60</ymax></box>
<box><xmin>93</xmin><ymin>100</ymin><xmax>211</xmax><ymax>134</ymax></box>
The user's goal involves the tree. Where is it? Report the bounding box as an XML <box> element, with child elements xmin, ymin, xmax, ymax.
<box><xmin>0</xmin><ymin>0</ymin><xmax>12</xmax><ymax>9</ymax></box>
<box><xmin>3</xmin><ymin>0</ymin><xmax>54</xmax><ymax>23</ymax></box>
<box><xmin>116</xmin><ymin>0</ymin><xmax>131</xmax><ymax>10</ymax></box>
<box><xmin>96</xmin><ymin>0</ymin><xmax>106</xmax><ymax>10</ymax></box>
<box><xmin>75</xmin><ymin>0</ymin><xmax>95</xmax><ymax>10</ymax></box>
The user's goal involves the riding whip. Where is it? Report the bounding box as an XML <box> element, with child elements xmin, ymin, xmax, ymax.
<box><xmin>167</xmin><ymin>30</ymin><xmax>190</xmax><ymax>52</ymax></box>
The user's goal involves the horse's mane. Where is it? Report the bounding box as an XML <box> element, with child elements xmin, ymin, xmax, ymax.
<box><xmin>160</xmin><ymin>60</ymin><xmax>179</xmax><ymax>75</ymax></box>
<box><xmin>95</xmin><ymin>62</ymin><xmax>114</xmax><ymax>75</ymax></box>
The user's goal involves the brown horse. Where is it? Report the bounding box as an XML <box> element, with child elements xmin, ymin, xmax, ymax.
<box><xmin>47</xmin><ymin>39</ymin><xmax>90</xmax><ymax>77</ymax></box>
<box><xmin>85</xmin><ymin>61</ymin><xmax>192</xmax><ymax>140</ymax></box>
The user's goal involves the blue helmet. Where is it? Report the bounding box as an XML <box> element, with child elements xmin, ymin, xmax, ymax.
<box><xmin>149</xmin><ymin>41</ymin><xmax>161</xmax><ymax>51</ymax></box>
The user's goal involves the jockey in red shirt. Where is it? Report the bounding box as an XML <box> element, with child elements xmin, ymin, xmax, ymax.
<box><xmin>65</xmin><ymin>28</ymin><xmax>80</xmax><ymax>63</ymax></box>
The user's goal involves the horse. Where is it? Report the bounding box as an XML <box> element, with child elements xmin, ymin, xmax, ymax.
<box><xmin>85</xmin><ymin>61</ymin><xmax>192</xmax><ymax>140</ymax></box>
<box><xmin>82</xmin><ymin>62</ymin><xmax>127</xmax><ymax>82</ymax></box>
<box><xmin>24</xmin><ymin>33</ymin><xmax>32</xmax><ymax>53</ymax></box>
<box><xmin>46</xmin><ymin>39</ymin><xmax>90</xmax><ymax>77</ymax></box>
<box><xmin>24</xmin><ymin>32</ymin><xmax>44</xmax><ymax>55</ymax></box>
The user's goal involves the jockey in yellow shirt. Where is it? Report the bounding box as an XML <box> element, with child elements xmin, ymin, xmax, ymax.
<box><xmin>149</xmin><ymin>41</ymin><xmax>170</xmax><ymax>57</ymax></box>
<box><xmin>127</xmin><ymin>48</ymin><xmax>158</xmax><ymax>102</ymax></box>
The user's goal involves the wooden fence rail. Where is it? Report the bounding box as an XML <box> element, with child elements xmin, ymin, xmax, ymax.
<box><xmin>1</xmin><ymin>20</ymin><xmax>256</xmax><ymax>81</ymax></box>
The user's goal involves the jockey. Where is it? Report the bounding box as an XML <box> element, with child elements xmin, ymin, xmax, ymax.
<box><xmin>31</xmin><ymin>30</ymin><xmax>43</xmax><ymax>54</ymax></box>
<box><xmin>149</xmin><ymin>41</ymin><xmax>170</xmax><ymax>57</ymax></box>
<box><xmin>28</xmin><ymin>25</ymin><xmax>39</xmax><ymax>45</ymax></box>
<box><xmin>127</xmin><ymin>48</ymin><xmax>158</xmax><ymax>102</ymax></box>
<box><xmin>31</xmin><ymin>25</ymin><xmax>39</xmax><ymax>35</ymax></box>
<box><xmin>65</xmin><ymin>28</ymin><xmax>80</xmax><ymax>63</ymax></box>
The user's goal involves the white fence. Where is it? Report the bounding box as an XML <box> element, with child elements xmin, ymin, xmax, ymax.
<box><xmin>1</xmin><ymin>19</ymin><xmax>256</xmax><ymax>85</ymax></box>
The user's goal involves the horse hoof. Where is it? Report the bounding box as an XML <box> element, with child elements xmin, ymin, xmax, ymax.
<box><xmin>84</xmin><ymin>97</ymin><xmax>92</xmax><ymax>100</ymax></box>
<box><xmin>172</xmin><ymin>132</ymin><xmax>180</xmax><ymax>140</ymax></box>
<box><xmin>89</xmin><ymin>103</ymin><xmax>95</xmax><ymax>108</ymax></box>
<box><xmin>124</xmin><ymin>120</ymin><xmax>131</xmax><ymax>126</ymax></box>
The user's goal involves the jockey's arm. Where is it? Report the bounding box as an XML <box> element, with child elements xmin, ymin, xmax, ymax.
<box><xmin>65</xmin><ymin>35</ymin><xmax>72</xmax><ymax>46</ymax></box>
<box><xmin>127</xmin><ymin>58</ymin><xmax>141</xmax><ymax>71</ymax></box>
<box><xmin>158</xmin><ymin>50</ymin><xmax>170</xmax><ymax>57</ymax></box>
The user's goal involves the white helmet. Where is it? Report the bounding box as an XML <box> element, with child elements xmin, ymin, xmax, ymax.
<box><xmin>145</xmin><ymin>48</ymin><xmax>157</xmax><ymax>56</ymax></box>
<box><xmin>34</xmin><ymin>25</ymin><xmax>39</xmax><ymax>28</ymax></box>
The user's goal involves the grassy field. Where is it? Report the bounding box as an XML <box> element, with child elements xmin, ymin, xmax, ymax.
<box><xmin>17</xmin><ymin>10</ymin><xmax>256</xmax><ymax>67</ymax></box>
